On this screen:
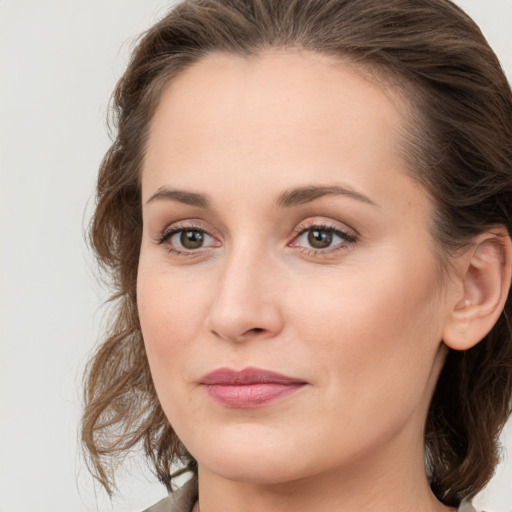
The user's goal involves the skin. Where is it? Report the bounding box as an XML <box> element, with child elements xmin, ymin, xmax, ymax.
<box><xmin>137</xmin><ymin>51</ymin><xmax>463</xmax><ymax>512</ymax></box>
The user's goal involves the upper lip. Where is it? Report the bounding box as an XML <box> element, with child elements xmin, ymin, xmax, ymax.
<box><xmin>200</xmin><ymin>367</ymin><xmax>306</xmax><ymax>385</ymax></box>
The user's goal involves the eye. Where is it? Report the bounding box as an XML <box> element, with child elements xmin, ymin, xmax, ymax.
<box><xmin>290</xmin><ymin>223</ymin><xmax>357</xmax><ymax>255</ymax></box>
<box><xmin>176</xmin><ymin>229</ymin><xmax>206</xmax><ymax>249</ymax></box>
<box><xmin>305</xmin><ymin>228</ymin><xmax>336</xmax><ymax>249</ymax></box>
<box><xmin>158</xmin><ymin>225</ymin><xmax>219</xmax><ymax>254</ymax></box>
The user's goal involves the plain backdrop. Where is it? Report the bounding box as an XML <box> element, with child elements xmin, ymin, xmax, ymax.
<box><xmin>1</xmin><ymin>1</ymin><xmax>511</xmax><ymax>511</ymax></box>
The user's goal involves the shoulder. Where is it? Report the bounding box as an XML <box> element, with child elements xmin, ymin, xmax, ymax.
<box><xmin>142</xmin><ymin>477</ymin><xmax>198</xmax><ymax>512</ymax></box>
<box><xmin>458</xmin><ymin>500</ymin><xmax>485</xmax><ymax>512</ymax></box>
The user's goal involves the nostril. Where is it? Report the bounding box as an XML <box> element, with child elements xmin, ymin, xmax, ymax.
<box><xmin>248</xmin><ymin>327</ymin><xmax>265</xmax><ymax>334</ymax></box>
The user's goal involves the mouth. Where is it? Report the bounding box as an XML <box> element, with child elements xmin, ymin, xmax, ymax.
<box><xmin>199</xmin><ymin>367</ymin><xmax>308</xmax><ymax>408</ymax></box>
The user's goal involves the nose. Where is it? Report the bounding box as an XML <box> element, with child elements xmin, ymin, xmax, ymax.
<box><xmin>205</xmin><ymin>247</ymin><xmax>284</xmax><ymax>343</ymax></box>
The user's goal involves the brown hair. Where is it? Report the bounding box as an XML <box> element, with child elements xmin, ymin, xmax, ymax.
<box><xmin>82</xmin><ymin>0</ymin><xmax>512</xmax><ymax>506</ymax></box>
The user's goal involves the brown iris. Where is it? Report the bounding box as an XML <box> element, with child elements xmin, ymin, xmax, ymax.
<box><xmin>180</xmin><ymin>230</ymin><xmax>204</xmax><ymax>249</ymax></box>
<box><xmin>307</xmin><ymin>229</ymin><xmax>333</xmax><ymax>249</ymax></box>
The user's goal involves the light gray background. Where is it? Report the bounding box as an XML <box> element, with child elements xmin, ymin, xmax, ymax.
<box><xmin>1</xmin><ymin>1</ymin><xmax>511</xmax><ymax>511</ymax></box>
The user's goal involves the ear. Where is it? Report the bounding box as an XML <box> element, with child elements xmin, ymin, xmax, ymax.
<box><xmin>442</xmin><ymin>228</ymin><xmax>512</xmax><ymax>351</ymax></box>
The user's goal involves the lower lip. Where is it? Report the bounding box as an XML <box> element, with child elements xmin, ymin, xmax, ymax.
<box><xmin>202</xmin><ymin>383</ymin><xmax>306</xmax><ymax>408</ymax></box>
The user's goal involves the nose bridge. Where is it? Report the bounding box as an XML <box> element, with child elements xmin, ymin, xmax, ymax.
<box><xmin>206</xmin><ymin>238</ymin><xmax>283</xmax><ymax>341</ymax></box>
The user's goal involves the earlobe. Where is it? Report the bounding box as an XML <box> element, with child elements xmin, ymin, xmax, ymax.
<box><xmin>442</xmin><ymin>228</ymin><xmax>512</xmax><ymax>351</ymax></box>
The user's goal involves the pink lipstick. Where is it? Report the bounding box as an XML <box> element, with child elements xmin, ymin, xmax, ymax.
<box><xmin>200</xmin><ymin>367</ymin><xmax>307</xmax><ymax>408</ymax></box>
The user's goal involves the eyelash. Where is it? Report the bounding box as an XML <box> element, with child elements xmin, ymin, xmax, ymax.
<box><xmin>157</xmin><ymin>222</ymin><xmax>358</xmax><ymax>257</ymax></box>
<box><xmin>157</xmin><ymin>223</ymin><xmax>216</xmax><ymax>256</ymax></box>
<box><xmin>291</xmin><ymin>223</ymin><xmax>357</xmax><ymax>257</ymax></box>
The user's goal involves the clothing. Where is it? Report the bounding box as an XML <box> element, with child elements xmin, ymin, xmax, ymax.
<box><xmin>144</xmin><ymin>478</ymin><xmax>198</xmax><ymax>512</ymax></box>
<box><xmin>143</xmin><ymin>476</ymin><xmax>480</xmax><ymax>512</ymax></box>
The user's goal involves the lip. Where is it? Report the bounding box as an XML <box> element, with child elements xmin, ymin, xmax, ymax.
<box><xmin>199</xmin><ymin>367</ymin><xmax>307</xmax><ymax>408</ymax></box>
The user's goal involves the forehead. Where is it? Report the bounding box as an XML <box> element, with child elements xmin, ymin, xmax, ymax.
<box><xmin>143</xmin><ymin>51</ymin><xmax>416</xmax><ymax>206</ymax></box>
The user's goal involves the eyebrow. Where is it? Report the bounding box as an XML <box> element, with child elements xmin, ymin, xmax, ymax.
<box><xmin>275</xmin><ymin>185</ymin><xmax>378</xmax><ymax>208</ymax></box>
<box><xmin>145</xmin><ymin>184</ymin><xmax>378</xmax><ymax>209</ymax></box>
<box><xmin>145</xmin><ymin>187</ymin><xmax>210</xmax><ymax>208</ymax></box>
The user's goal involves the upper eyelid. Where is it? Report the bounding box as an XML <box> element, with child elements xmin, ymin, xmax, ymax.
<box><xmin>155</xmin><ymin>217</ymin><xmax>359</xmax><ymax>244</ymax></box>
<box><xmin>296</xmin><ymin>222</ymin><xmax>348</xmax><ymax>232</ymax></box>
<box><xmin>159</xmin><ymin>219</ymin><xmax>217</xmax><ymax>239</ymax></box>
<box><xmin>293</xmin><ymin>219</ymin><xmax>358</xmax><ymax>238</ymax></box>
<box><xmin>157</xmin><ymin>227</ymin><xmax>219</xmax><ymax>255</ymax></box>
<box><xmin>292</xmin><ymin>225</ymin><xmax>357</xmax><ymax>245</ymax></box>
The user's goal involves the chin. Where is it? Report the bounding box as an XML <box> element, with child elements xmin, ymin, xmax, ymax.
<box><xmin>187</xmin><ymin>426</ymin><xmax>314</xmax><ymax>484</ymax></box>
<box><xmin>200</xmin><ymin>453</ymin><xmax>304</xmax><ymax>485</ymax></box>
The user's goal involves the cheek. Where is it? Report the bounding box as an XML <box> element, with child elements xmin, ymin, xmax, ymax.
<box><xmin>136</xmin><ymin>258</ymin><xmax>209</xmax><ymax>388</ymax></box>
<box><xmin>293</xmin><ymin>254</ymin><xmax>444</xmax><ymax>415</ymax></box>
<box><xmin>135</xmin><ymin>239</ymin><xmax>447</xmax><ymax>477</ymax></box>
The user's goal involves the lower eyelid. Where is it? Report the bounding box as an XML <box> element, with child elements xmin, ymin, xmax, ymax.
<box><xmin>160</xmin><ymin>228</ymin><xmax>222</xmax><ymax>254</ymax></box>
<box><xmin>155</xmin><ymin>221</ymin><xmax>356</xmax><ymax>256</ymax></box>
<box><xmin>294</xmin><ymin>241</ymin><xmax>355</xmax><ymax>261</ymax></box>
<box><xmin>289</xmin><ymin>224</ymin><xmax>357</xmax><ymax>255</ymax></box>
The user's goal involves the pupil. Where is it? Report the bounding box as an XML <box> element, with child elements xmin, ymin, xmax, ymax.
<box><xmin>308</xmin><ymin>229</ymin><xmax>332</xmax><ymax>248</ymax></box>
<box><xmin>180</xmin><ymin>230</ymin><xmax>204</xmax><ymax>249</ymax></box>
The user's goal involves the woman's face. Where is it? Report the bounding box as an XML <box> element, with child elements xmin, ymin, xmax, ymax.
<box><xmin>138</xmin><ymin>52</ymin><xmax>455</xmax><ymax>484</ymax></box>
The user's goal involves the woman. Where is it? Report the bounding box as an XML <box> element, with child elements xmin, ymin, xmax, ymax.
<box><xmin>82</xmin><ymin>1</ymin><xmax>512</xmax><ymax>511</ymax></box>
